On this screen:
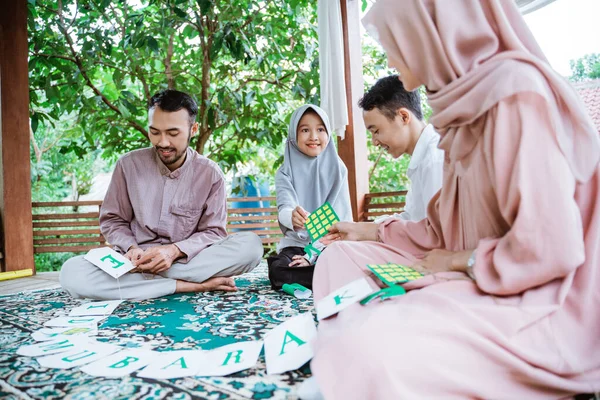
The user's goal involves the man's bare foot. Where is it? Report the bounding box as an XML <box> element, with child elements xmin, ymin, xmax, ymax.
<box><xmin>175</xmin><ymin>277</ymin><xmax>237</xmax><ymax>293</ymax></box>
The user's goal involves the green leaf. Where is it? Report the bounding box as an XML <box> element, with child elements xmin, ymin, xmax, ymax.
<box><xmin>362</xmin><ymin>0</ymin><xmax>368</xmax><ymax>12</ymax></box>
<box><xmin>117</xmin><ymin>103</ymin><xmax>131</xmax><ymax>118</ymax></box>
<box><xmin>147</xmin><ymin>36</ymin><xmax>159</xmax><ymax>54</ymax></box>
<box><xmin>244</xmin><ymin>90</ymin><xmax>255</xmax><ymax>106</ymax></box>
<box><xmin>173</xmin><ymin>7</ymin><xmax>187</xmax><ymax>19</ymax></box>
<box><xmin>112</xmin><ymin>70</ymin><xmax>124</xmax><ymax>88</ymax></box>
<box><xmin>207</xmin><ymin>107</ymin><xmax>216</xmax><ymax>129</ymax></box>
<box><xmin>210</xmin><ymin>33</ymin><xmax>223</xmax><ymax>60</ymax></box>
<box><xmin>84</xmin><ymin>130</ymin><xmax>95</xmax><ymax>146</ymax></box>
<box><xmin>122</xmin><ymin>98</ymin><xmax>137</xmax><ymax>115</ymax></box>
<box><xmin>31</xmin><ymin>113</ymin><xmax>40</xmax><ymax>133</ymax></box>
<box><xmin>197</xmin><ymin>0</ymin><xmax>212</xmax><ymax>15</ymax></box>
<box><xmin>121</xmin><ymin>90</ymin><xmax>136</xmax><ymax>102</ymax></box>
<box><xmin>182</xmin><ymin>25</ymin><xmax>195</xmax><ymax>39</ymax></box>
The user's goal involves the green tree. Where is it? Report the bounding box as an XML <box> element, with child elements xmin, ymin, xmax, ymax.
<box><xmin>30</xmin><ymin>106</ymin><xmax>98</xmax><ymax>202</ymax></box>
<box><xmin>28</xmin><ymin>0</ymin><xmax>319</xmax><ymax>173</ymax></box>
<box><xmin>569</xmin><ymin>53</ymin><xmax>600</xmax><ymax>82</ymax></box>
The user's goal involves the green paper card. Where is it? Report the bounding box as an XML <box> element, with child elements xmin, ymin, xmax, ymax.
<box><xmin>304</xmin><ymin>202</ymin><xmax>340</xmax><ymax>242</ymax></box>
<box><xmin>366</xmin><ymin>263</ymin><xmax>423</xmax><ymax>286</ymax></box>
<box><xmin>282</xmin><ymin>283</ymin><xmax>312</xmax><ymax>299</ymax></box>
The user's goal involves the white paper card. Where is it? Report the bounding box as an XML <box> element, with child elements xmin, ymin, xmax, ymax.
<box><xmin>36</xmin><ymin>341</ymin><xmax>121</xmax><ymax>369</ymax></box>
<box><xmin>196</xmin><ymin>341</ymin><xmax>263</xmax><ymax>377</ymax></box>
<box><xmin>44</xmin><ymin>316</ymin><xmax>105</xmax><ymax>328</ymax></box>
<box><xmin>17</xmin><ymin>337</ymin><xmax>89</xmax><ymax>357</ymax></box>
<box><xmin>80</xmin><ymin>349</ymin><xmax>157</xmax><ymax>377</ymax></box>
<box><xmin>32</xmin><ymin>326</ymin><xmax>98</xmax><ymax>341</ymax></box>
<box><xmin>137</xmin><ymin>350</ymin><xmax>208</xmax><ymax>379</ymax></box>
<box><xmin>69</xmin><ymin>300</ymin><xmax>124</xmax><ymax>317</ymax></box>
<box><xmin>264</xmin><ymin>313</ymin><xmax>317</xmax><ymax>375</ymax></box>
<box><xmin>316</xmin><ymin>278</ymin><xmax>374</xmax><ymax>320</ymax></box>
<box><xmin>84</xmin><ymin>247</ymin><xmax>135</xmax><ymax>279</ymax></box>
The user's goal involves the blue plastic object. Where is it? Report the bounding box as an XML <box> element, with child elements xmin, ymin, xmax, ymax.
<box><xmin>229</xmin><ymin>176</ymin><xmax>271</xmax><ymax>232</ymax></box>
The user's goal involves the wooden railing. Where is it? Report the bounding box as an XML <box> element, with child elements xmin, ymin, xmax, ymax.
<box><xmin>226</xmin><ymin>196</ymin><xmax>282</xmax><ymax>245</ymax></box>
<box><xmin>32</xmin><ymin>197</ymin><xmax>282</xmax><ymax>254</ymax></box>
<box><xmin>362</xmin><ymin>190</ymin><xmax>407</xmax><ymax>222</ymax></box>
<box><xmin>31</xmin><ymin>191</ymin><xmax>405</xmax><ymax>253</ymax></box>
<box><xmin>32</xmin><ymin>201</ymin><xmax>104</xmax><ymax>254</ymax></box>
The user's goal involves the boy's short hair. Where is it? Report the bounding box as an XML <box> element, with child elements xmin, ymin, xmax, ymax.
<box><xmin>358</xmin><ymin>75</ymin><xmax>423</xmax><ymax>121</ymax></box>
<box><xmin>148</xmin><ymin>89</ymin><xmax>198</xmax><ymax>125</ymax></box>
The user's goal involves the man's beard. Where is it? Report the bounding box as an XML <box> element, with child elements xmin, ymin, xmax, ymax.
<box><xmin>156</xmin><ymin>146</ymin><xmax>186</xmax><ymax>165</ymax></box>
<box><xmin>155</xmin><ymin>129</ymin><xmax>192</xmax><ymax>165</ymax></box>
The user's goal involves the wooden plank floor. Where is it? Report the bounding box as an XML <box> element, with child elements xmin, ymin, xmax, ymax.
<box><xmin>0</xmin><ymin>272</ymin><xmax>61</xmax><ymax>296</ymax></box>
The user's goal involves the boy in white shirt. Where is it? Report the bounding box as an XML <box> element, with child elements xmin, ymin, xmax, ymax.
<box><xmin>360</xmin><ymin>75</ymin><xmax>444</xmax><ymax>221</ymax></box>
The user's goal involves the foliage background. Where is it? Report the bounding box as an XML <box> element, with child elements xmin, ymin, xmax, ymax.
<box><xmin>28</xmin><ymin>1</ymin><xmax>599</xmax><ymax>269</ymax></box>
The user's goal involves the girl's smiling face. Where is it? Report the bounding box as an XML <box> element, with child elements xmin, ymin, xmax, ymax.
<box><xmin>296</xmin><ymin>110</ymin><xmax>329</xmax><ymax>157</ymax></box>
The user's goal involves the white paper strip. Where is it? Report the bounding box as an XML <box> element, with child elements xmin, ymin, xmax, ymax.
<box><xmin>32</xmin><ymin>326</ymin><xmax>98</xmax><ymax>342</ymax></box>
<box><xmin>264</xmin><ymin>313</ymin><xmax>317</xmax><ymax>375</ymax></box>
<box><xmin>80</xmin><ymin>349</ymin><xmax>156</xmax><ymax>377</ymax></box>
<box><xmin>137</xmin><ymin>350</ymin><xmax>209</xmax><ymax>379</ymax></box>
<box><xmin>196</xmin><ymin>341</ymin><xmax>263</xmax><ymax>377</ymax></box>
<box><xmin>69</xmin><ymin>300</ymin><xmax>124</xmax><ymax>317</ymax></box>
<box><xmin>44</xmin><ymin>316</ymin><xmax>105</xmax><ymax>328</ymax></box>
<box><xmin>36</xmin><ymin>341</ymin><xmax>121</xmax><ymax>369</ymax></box>
<box><xmin>316</xmin><ymin>278</ymin><xmax>373</xmax><ymax>320</ymax></box>
<box><xmin>17</xmin><ymin>337</ymin><xmax>89</xmax><ymax>357</ymax></box>
<box><xmin>84</xmin><ymin>247</ymin><xmax>135</xmax><ymax>279</ymax></box>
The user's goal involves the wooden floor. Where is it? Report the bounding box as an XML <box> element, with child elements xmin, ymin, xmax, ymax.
<box><xmin>0</xmin><ymin>272</ymin><xmax>61</xmax><ymax>296</ymax></box>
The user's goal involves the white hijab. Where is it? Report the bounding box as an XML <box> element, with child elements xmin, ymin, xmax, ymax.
<box><xmin>275</xmin><ymin>104</ymin><xmax>353</xmax><ymax>250</ymax></box>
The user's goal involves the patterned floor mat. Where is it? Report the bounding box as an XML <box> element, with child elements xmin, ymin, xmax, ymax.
<box><xmin>0</xmin><ymin>263</ymin><xmax>314</xmax><ymax>399</ymax></box>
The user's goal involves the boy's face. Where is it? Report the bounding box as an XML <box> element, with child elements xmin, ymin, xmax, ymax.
<box><xmin>363</xmin><ymin>107</ymin><xmax>412</xmax><ymax>159</ymax></box>
<box><xmin>148</xmin><ymin>107</ymin><xmax>198</xmax><ymax>171</ymax></box>
<box><xmin>296</xmin><ymin>112</ymin><xmax>329</xmax><ymax>157</ymax></box>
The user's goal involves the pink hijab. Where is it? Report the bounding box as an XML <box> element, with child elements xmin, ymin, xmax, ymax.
<box><xmin>363</xmin><ymin>0</ymin><xmax>599</xmax><ymax>182</ymax></box>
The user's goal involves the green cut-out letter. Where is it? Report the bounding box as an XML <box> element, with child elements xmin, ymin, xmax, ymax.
<box><xmin>162</xmin><ymin>357</ymin><xmax>188</xmax><ymax>370</ymax></box>
<box><xmin>100</xmin><ymin>254</ymin><xmax>125</xmax><ymax>269</ymax></box>
<box><xmin>279</xmin><ymin>330</ymin><xmax>306</xmax><ymax>355</ymax></box>
<box><xmin>61</xmin><ymin>350</ymin><xmax>96</xmax><ymax>362</ymax></box>
<box><xmin>68</xmin><ymin>317</ymin><xmax>94</xmax><ymax>324</ymax></box>
<box><xmin>40</xmin><ymin>340</ymin><xmax>74</xmax><ymax>352</ymax></box>
<box><xmin>109</xmin><ymin>356</ymin><xmax>139</xmax><ymax>369</ymax></box>
<box><xmin>86</xmin><ymin>303</ymin><xmax>109</xmax><ymax>309</ymax></box>
<box><xmin>222</xmin><ymin>350</ymin><xmax>243</xmax><ymax>366</ymax></box>
<box><xmin>333</xmin><ymin>289</ymin><xmax>353</xmax><ymax>305</ymax></box>
<box><xmin>63</xmin><ymin>327</ymin><xmax>92</xmax><ymax>335</ymax></box>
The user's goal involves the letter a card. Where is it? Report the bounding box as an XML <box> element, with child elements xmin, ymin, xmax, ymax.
<box><xmin>84</xmin><ymin>247</ymin><xmax>135</xmax><ymax>278</ymax></box>
<box><xmin>264</xmin><ymin>313</ymin><xmax>317</xmax><ymax>375</ymax></box>
<box><xmin>196</xmin><ymin>341</ymin><xmax>263</xmax><ymax>377</ymax></box>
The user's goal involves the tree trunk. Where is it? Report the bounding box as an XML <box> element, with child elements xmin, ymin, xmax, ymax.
<box><xmin>195</xmin><ymin>24</ymin><xmax>213</xmax><ymax>154</ymax></box>
<box><xmin>164</xmin><ymin>32</ymin><xmax>175</xmax><ymax>89</ymax></box>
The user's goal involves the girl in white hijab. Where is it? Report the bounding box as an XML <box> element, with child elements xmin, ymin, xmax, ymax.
<box><xmin>268</xmin><ymin>104</ymin><xmax>352</xmax><ymax>290</ymax></box>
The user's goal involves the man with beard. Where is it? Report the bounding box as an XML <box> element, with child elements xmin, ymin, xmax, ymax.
<box><xmin>60</xmin><ymin>90</ymin><xmax>263</xmax><ymax>300</ymax></box>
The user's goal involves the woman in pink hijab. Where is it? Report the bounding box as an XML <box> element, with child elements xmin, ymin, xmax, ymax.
<box><xmin>309</xmin><ymin>0</ymin><xmax>600</xmax><ymax>398</ymax></box>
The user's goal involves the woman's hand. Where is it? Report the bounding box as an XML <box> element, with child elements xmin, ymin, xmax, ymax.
<box><xmin>413</xmin><ymin>249</ymin><xmax>472</xmax><ymax>274</ymax></box>
<box><xmin>321</xmin><ymin>222</ymin><xmax>379</xmax><ymax>245</ymax></box>
<box><xmin>292</xmin><ymin>206</ymin><xmax>309</xmax><ymax>231</ymax></box>
<box><xmin>289</xmin><ymin>255</ymin><xmax>310</xmax><ymax>267</ymax></box>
